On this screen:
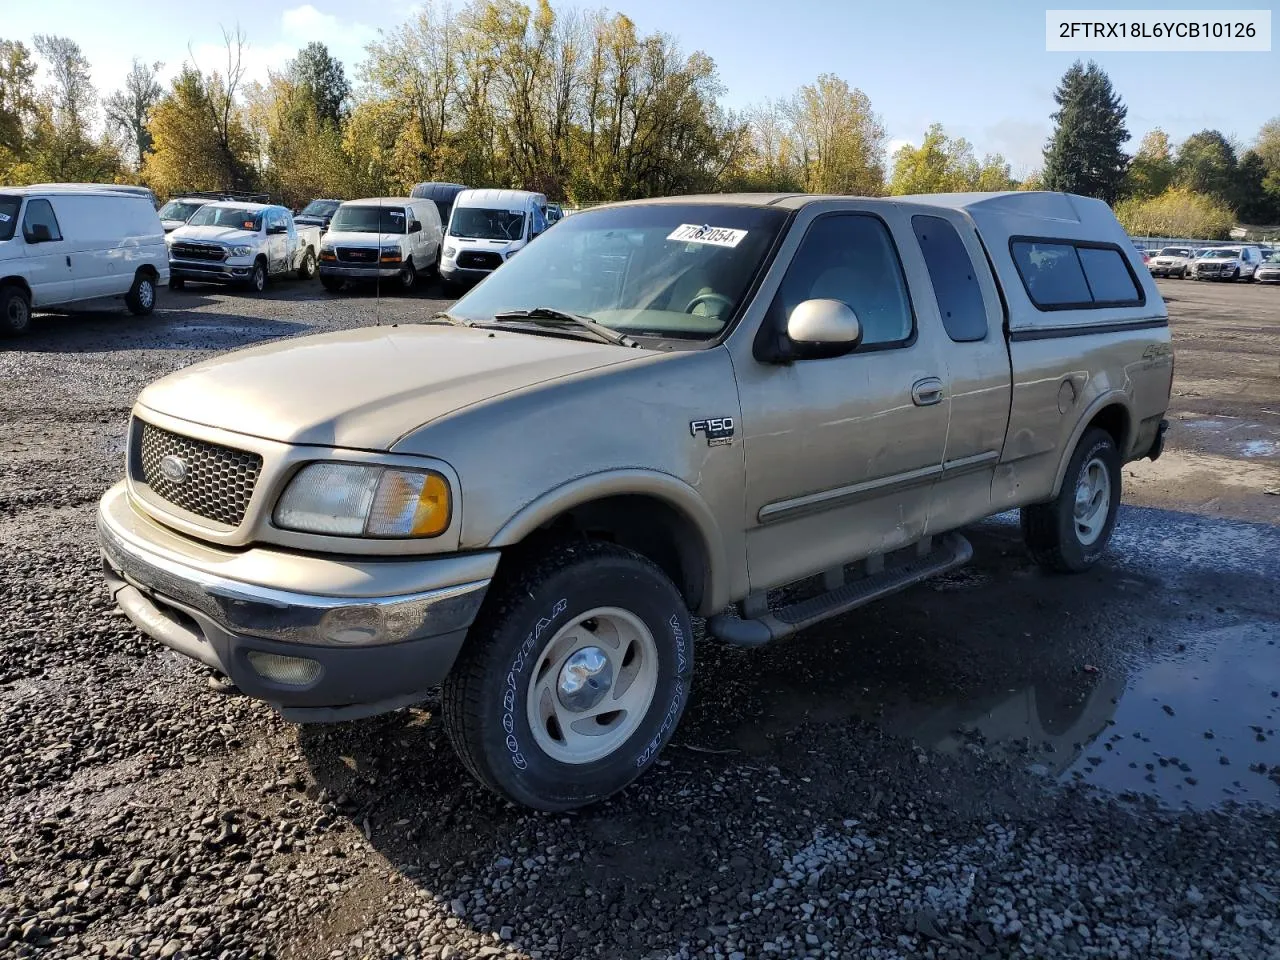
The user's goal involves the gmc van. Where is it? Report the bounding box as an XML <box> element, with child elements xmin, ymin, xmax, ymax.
<box><xmin>1</xmin><ymin>187</ymin><xmax>168</xmax><ymax>336</ymax></box>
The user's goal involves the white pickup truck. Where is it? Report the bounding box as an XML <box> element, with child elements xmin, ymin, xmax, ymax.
<box><xmin>167</xmin><ymin>202</ymin><xmax>320</xmax><ymax>293</ymax></box>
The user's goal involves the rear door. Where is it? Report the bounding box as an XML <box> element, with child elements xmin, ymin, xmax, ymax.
<box><xmin>906</xmin><ymin>209</ymin><xmax>1013</xmax><ymax>532</ymax></box>
<box><xmin>736</xmin><ymin>206</ymin><xmax>952</xmax><ymax>591</ymax></box>
<box><xmin>19</xmin><ymin>197</ymin><xmax>78</xmax><ymax>306</ymax></box>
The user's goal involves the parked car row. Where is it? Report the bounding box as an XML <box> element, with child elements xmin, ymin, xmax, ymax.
<box><xmin>1147</xmin><ymin>243</ymin><xmax>1277</xmax><ymax>282</ymax></box>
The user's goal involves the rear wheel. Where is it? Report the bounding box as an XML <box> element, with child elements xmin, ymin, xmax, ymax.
<box><xmin>125</xmin><ymin>271</ymin><xmax>156</xmax><ymax>316</ymax></box>
<box><xmin>1</xmin><ymin>285</ymin><xmax>32</xmax><ymax>337</ymax></box>
<box><xmin>1021</xmin><ymin>428</ymin><xmax>1121</xmax><ymax>574</ymax></box>
<box><xmin>442</xmin><ymin>540</ymin><xmax>694</xmax><ymax>811</ymax></box>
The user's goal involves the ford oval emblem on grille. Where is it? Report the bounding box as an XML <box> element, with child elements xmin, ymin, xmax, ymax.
<box><xmin>159</xmin><ymin>454</ymin><xmax>190</xmax><ymax>484</ymax></box>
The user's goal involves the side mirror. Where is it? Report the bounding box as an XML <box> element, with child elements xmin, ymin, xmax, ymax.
<box><xmin>25</xmin><ymin>223</ymin><xmax>53</xmax><ymax>244</ymax></box>
<box><xmin>785</xmin><ymin>299</ymin><xmax>862</xmax><ymax>360</ymax></box>
<box><xmin>408</xmin><ymin>220</ymin><xmax>421</xmax><ymax>233</ymax></box>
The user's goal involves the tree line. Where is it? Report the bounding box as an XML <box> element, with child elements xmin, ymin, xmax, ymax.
<box><xmin>1</xmin><ymin>3</ymin><xmax>1278</xmax><ymax>239</ymax></box>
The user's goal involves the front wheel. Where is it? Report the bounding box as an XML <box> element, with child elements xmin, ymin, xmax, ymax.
<box><xmin>320</xmin><ymin>275</ymin><xmax>343</xmax><ymax>293</ymax></box>
<box><xmin>1</xmin><ymin>285</ymin><xmax>32</xmax><ymax>337</ymax></box>
<box><xmin>297</xmin><ymin>248</ymin><xmax>316</xmax><ymax>280</ymax></box>
<box><xmin>1021</xmin><ymin>427</ymin><xmax>1121</xmax><ymax>573</ymax></box>
<box><xmin>398</xmin><ymin>260</ymin><xmax>417</xmax><ymax>291</ymax></box>
<box><xmin>170</xmin><ymin>277</ymin><xmax>186</xmax><ymax>291</ymax></box>
<box><xmin>244</xmin><ymin>260</ymin><xmax>267</xmax><ymax>293</ymax></box>
<box><xmin>442</xmin><ymin>541</ymin><xmax>694</xmax><ymax>811</ymax></box>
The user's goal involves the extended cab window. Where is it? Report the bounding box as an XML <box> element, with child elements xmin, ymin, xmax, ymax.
<box><xmin>1011</xmin><ymin>239</ymin><xmax>1141</xmax><ymax>309</ymax></box>
<box><xmin>776</xmin><ymin>214</ymin><xmax>913</xmax><ymax>347</ymax></box>
<box><xmin>911</xmin><ymin>215</ymin><xmax>987</xmax><ymax>342</ymax></box>
<box><xmin>22</xmin><ymin>198</ymin><xmax>63</xmax><ymax>243</ymax></box>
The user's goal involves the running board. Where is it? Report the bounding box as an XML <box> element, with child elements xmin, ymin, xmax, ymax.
<box><xmin>708</xmin><ymin>532</ymin><xmax>973</xmax><ymax>647</ymax></box>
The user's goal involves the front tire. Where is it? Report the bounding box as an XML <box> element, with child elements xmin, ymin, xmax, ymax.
<box><xmin>297</xmin><ymin>248</ymin><xmax>316</xmax><ymax>280</ymax></box>
<box><xmin>320</xmin><ymin>275</ymin><xmax>343</xmax><ymax>293</ymax></box>
<box><xmin>244</xmin><ymin>259</ymin><xmax>267</xmax><ymax>293</ymax></box>
<box><xmin>170</xmin><ymin>277</ymin><xmax>186</xmax><ymax>291</ymax></box>
<box><xmin>1</xmin><ymin>285</ymin><xmax>32</xmax><ymax>337</ymax></box>
<box><xmin>398</xmin><ymin>260</ymin><xmax>417</xmax><ymax>291</ymax></box>
<box><xmin>125</xmin><ymin>272</ymin><xmax>157</xmax><ymax>316</ymax></box>
<box><xmin>442</xmin><ymin>541</ymin><xmax>694</xmax><ymax>811</ymax></box>
<box><xmin>1021</xmin><ymin>427</ymin><xmax>1121</xmax><ymax>573</ymax></box>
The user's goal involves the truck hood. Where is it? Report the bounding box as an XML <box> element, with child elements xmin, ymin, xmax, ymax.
<box><xmin>170</xmin><ymin>225</ymin><xmax>258</xmax><ymax>244</ymax></box>
<box><xmin>137</xmin><ymin>325</ymin><xmax>647</xmax><ymax>450</ymax></box>
<box><xmin>449</xmin><ymin>236</ymin><xmax>520</xmax><ymax>255</ymax></box>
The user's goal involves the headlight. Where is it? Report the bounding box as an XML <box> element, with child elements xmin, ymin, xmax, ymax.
<box><xmin>229</xmin><ymin>244</ymin><xmax>253</xmax><ymax>257</ymax></box>
<box><xmin>443</xmin><ymin>245</ymin><xmax>456</xmax><ymax>259</ymax></box>
<box><xmin>274</xmin><ymin>463</ymin><xmax>451</xmax><ymax>538</ymax></box>
<box><xmin>380</xmin><ymin>245</ymin><xmax>402</xmax><ymax>263</ymax></box>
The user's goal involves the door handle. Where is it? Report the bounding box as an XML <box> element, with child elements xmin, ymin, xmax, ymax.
<box><xmin>911</xmin><ymin>377</ymin><xmax>944</xmax><ymax>406</ymax></box>
<box><xmin>65</xmin><ymin>255</ymin><xmax>71</xmax><ymax>268</ymax></box>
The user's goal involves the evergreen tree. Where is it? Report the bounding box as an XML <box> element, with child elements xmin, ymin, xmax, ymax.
<box><xmin>1041</xmin><ymin>60</ymin><xmax>1129</xmax><ymax>203</ymax></box>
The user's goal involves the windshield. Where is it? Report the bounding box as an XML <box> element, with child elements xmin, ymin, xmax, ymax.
<box><xmin>1158</xmin><ymin>247</ymin><xmax>1191</xmax><ymax>257</ymax></box>
<box><xmin>450</xmin><ymin>207</ymin><xmax>526</xmax><ymax>241</ymax></box>
<box><xmin>0</xmin><ymin>195</ymin><xmax>19</xmax><ymax>241</ymax></box>
<box><xmin>1266</xmin><ymin>253</ymin><xmax>1280</xmax><ymax>263</ymax></box>
<box><xmin>188</xmin><ymin>206</ymin><xmax>263</xmax><ymax>230</ymax></box>
<box><xmin>300</xmin><ymin>200</ymin><xmax>339</xmax><ymax>217</ymax></box>
<box><xmin>1203</xmin><ymin>249</ymin><xmax>1240</xmax><ymax>259</ymax></box>
<box><xmin>449</xmin><ymin>203</ymin><xmax>790</xmax><ymax>341</ymax></box>
<box><xmin>158</xmin><ymin>200</ymin><xmax>205</xmax><ymax>222</ymax></box>
<box><xmin>330</xmin><ymin>205</ymin><xmax>407</xmax><ymax>234</ymax></box>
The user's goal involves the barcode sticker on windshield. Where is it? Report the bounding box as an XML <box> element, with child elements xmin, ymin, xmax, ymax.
<box><xmin>0</xmin><ymin>213</ymin><xmax>9</xmax><ymax>222</ymax></box>
<box><xmin>388</xmin><ymin>210</ymin><xmax>404</xmax><ymax>218</ymax></box>
<box><xmin>667</xmin><ymin>224</ymin><xmax>747</xmax><ymax>248</ymax></box>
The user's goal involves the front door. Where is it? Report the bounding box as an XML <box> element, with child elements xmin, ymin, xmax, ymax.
<box><xmin>736</xmin><ymin>210</ymin><xmax>951</xmax><ymax>591</ymax></box>
<box><xmin>20</xmin><ymin>198</ymin><xmax>78</xmax><ymax>306</ymax></box>
<box><xmin>266</xmin><ymin>209</ymin><xmax>289</xmax><ymax>275</ymax></box>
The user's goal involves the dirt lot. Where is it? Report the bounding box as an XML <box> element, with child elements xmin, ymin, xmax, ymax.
<box><xmin>0</xmin><ymin>277</ymin><xmax>1276</xmax><ymax>960</ymax></box>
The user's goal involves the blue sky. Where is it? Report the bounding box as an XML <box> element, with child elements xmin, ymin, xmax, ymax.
<box><xmin>6</xmin><ymin>0</ymin><xmax>1276</xmax><ymax>175</ymax></box>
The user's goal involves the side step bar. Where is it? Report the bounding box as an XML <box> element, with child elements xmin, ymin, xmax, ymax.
<box><xmin>708</xmin><ymin>532</ymin><xmax>973</xmax><ymax>647</ymax></box>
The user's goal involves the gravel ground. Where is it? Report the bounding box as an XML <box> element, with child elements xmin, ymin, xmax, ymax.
<box><xmin>0</xmin><ymin>277</ymin><xmax>1277</xmax><ymax>960</ymax></box>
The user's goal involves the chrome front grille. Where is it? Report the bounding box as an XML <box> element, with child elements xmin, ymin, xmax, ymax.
<box><xmin>135</xmin><ymin>420</ymin><xmax>262</xmax><ymax>527</ymax></box>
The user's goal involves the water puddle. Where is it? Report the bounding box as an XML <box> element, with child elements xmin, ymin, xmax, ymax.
<box><xmin>1061</xmin><ymin>623</ymin><xmax>1279</xmax><ymax>809</ymax></box>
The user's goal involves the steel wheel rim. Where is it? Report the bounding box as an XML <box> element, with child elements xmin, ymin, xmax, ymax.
<box><xmin>401</xmin><ymin>265</ymin><xmax>415</xmax><ymax>288</ymax></box>
<box><xmin>526</xmin><ymin>606</ymin><xmax>659</xmax><ymax>765</ymax></box>
<box><xmin>138</xmin><ymin>280</ymin><xmax>154</xmax><ymax>309</ymax></box>
<box><xmin>1073</xmin><ymin>456</ymin><xmax>1111</xmax><ymax>545</ymax></box>
<box><xmin>304</xmin><ymin>251</ymin><xmax>315</xmax><ymax>275</ymax></box>
<box><xmin>253</xmin><ymin>266</ymin><xmax>265</xmax><ymax>290</ymax></box>
<box><xmin>7</xmin><ymin>297</ymin><xmax>27</xmax><ymax>328</ymax></box>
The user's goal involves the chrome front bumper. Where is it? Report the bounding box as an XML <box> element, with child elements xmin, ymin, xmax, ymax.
<box><xmin>97</xmin><ymin>482</ymin><xmax>496</xmax><ymax>720</ymax></box>
<box><xmin>319</xmin><ymin>264</ymin><xmax>402</xmax><ymax>279</ymax></box>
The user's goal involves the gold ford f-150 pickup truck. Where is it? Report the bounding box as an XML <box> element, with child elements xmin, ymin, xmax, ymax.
<box><xmin>98</xmin><ymin>191</ymin><xmax>1173</xmax><ymax>810</ymax></box>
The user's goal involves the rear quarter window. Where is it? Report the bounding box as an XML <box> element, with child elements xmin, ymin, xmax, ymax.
<box><xmin>911</xmin><ymin>215</ymin><xmax>988</xmax><ymax>342</ymax></box>
<box><xmin>1077</xmin><ymin>247</ymin><xmax>1141</xmax><ymax>303</ymax></box>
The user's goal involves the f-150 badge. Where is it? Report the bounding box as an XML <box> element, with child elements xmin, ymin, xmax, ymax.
<box><xmin>690</xmin><ymin>417</ymin><xmax>735</xmax><ymax>446</ymax></box>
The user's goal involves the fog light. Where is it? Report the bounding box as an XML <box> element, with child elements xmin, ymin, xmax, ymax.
<box><xmin>247</xmin><ymin>651</ymin><xmax>322</xmax><ymax>685</ymax></box>
<box><xmin>319</xmin><ymin>605</ymin><xmax>385</xmax><ymax>644</ymax></box>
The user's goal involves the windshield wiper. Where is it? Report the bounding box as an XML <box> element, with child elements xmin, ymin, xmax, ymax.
<box><xmin>490</xmin><ymin>307</ymin><xmax>639</xmax><ymax>347</ymax></box>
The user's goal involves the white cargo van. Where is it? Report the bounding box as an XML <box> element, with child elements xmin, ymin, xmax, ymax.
<box><xmin>318</xmin><ymin>197</ymin><xmax>443</xmax><ymax>292</ymax></box>
<box><xmin>0</xmin><ymin>187</ymin><xmax>169</xmax><ymax>336</ymax></box>
<box><xmin>439</xmin><ymin>189</ymin><xmax>548</xmax><ymax>287</ymax></box>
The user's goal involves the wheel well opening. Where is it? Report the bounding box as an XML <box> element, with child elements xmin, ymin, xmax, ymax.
<box><xmin>1088</xmin><ymin>404</ymin><xmax>1129</xmax><ymax>454</ymax></box>
<box><xmin>2</xmin><ymin>276</ymin><xmax>32</xmax><ymax>298</ymax></box>
<box><xmin>136</xmin><ymin>264</ymin><xmax>158</xmax><ymax>280</ymax></box>
<box><xmin>520</xmin><ymin>495</ymin><xmax>709</xmax><ymax>611</ymax></box>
